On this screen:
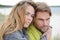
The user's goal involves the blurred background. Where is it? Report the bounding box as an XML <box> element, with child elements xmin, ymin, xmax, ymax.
<box><xmin>0</xmin><ymin>0</ymin><xmax>60</xmax><ymax>40</ymax></box>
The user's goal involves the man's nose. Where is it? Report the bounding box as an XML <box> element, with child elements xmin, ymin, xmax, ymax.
<box><xmin>43</xmin><ymin>21</ymin><xmax>47</xmax><ymax>26</ymax></box>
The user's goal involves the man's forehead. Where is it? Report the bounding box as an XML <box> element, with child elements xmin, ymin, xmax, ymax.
<box><xmin>36</xmin><ymin>12</ymin><xmax>49</xmax><ymax>16</ymax></box>
<box><xmin>36</xmin><ymin>12</ymin><xmax>50</xmax><ymax>19</ymax></box>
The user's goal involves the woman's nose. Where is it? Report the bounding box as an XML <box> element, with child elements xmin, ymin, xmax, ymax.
<box><xmin>28</xmin><ymin>16</ymin><xmax>32</xmax><ymax>22</ymax></box>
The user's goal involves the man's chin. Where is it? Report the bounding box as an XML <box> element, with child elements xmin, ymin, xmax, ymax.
<box><xmin>41</xmin><ymin>27</ymin><xmax>49</xmax><ymax>32</ymax></box>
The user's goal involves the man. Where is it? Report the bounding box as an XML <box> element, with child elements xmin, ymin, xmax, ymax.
<box><xmin>27</xmin><ymin>2</ymin><xmax>52</xmax><ymax>40</ymax></box>
<box><xmin>33</xmin><ymin>2</ymin><xmax>52</xmax><ymax>40</ymax></box>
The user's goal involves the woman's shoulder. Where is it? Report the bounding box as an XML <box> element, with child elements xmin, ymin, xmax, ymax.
<box><xmin>3</xmin><ymin>30</ymin><xmax>23</xmax><ymax>40</ymax></box>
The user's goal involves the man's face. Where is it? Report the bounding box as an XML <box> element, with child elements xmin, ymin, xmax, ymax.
<box><xmin>34</xmin><ymin>12</ymin><xmax>50</xmax><ymax>32</ymax></box>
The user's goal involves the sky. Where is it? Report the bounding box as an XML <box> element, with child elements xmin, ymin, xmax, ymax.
<box><xmin>0</xmin><ymin>0</ymin><xmax>60</xmax><ymax>6</ymax></box>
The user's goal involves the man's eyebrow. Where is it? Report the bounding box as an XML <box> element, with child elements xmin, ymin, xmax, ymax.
<box><xmin>38</xmin><ymin>18</ymin><xmax>44</xmax><ymax>20</ymax></box>
<box><xmin>46</xmin><ymin>18</ymin><xmax>50</xmax><ymax>20</ymax></box>
<box><xmin>37</xmin><ymin>18</ymin><xmax>50</xmax><ymax>20</ymax></box>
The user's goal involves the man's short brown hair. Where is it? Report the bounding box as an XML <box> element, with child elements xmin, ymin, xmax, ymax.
<box><xmin>35</xmin><ymin>2</ymin><xmax>52</xmax><ymax>17</ymax></box>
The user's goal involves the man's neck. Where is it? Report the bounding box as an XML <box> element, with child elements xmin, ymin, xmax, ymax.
<box><xmin>35</xmin><ymin>26</ymin><xmax>44</xmax><ymax>34</ymax></box>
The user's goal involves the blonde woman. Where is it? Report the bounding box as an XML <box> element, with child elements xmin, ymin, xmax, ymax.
<box><xmin>0</xmin><ymin>1</ymin><xmax>36</xmax><ymax>40</ymax></box>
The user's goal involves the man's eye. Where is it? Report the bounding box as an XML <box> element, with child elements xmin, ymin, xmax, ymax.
<box><xmin>47</xmin><ymin>18</ymin><xmax>50</xmax><ymax>20</ymax></box>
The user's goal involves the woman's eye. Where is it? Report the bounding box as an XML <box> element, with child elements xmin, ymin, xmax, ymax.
<box><xmin>25</xmin><ymin>12</ymin><xmax>34</xmax><ymax>18</ymax></box>
<box><xmin>31</xmin><ymin>15</ymin><xmax>34</xmax><ymax>18</ymax></box>
<box><xmin>25</xmin><ymin>12</ymin><xmax>29</xmax><ymax>15</ymax></box>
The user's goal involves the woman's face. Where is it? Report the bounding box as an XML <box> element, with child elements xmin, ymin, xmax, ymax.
<box><xmin>24</xmin><ymin>5</ymin><xmax>35</xmax><ymax>28</ymax></box>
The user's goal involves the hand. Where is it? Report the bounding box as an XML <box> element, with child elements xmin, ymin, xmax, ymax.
<box><xmin>45</xmin><ymin>26</ymin><xmax>52</xmax><ymax>40</ymax></box>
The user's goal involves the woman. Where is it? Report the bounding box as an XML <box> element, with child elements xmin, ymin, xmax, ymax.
<box><xmin>0</xmin><ymin>1</ymin><xmax>36</xmax><ymax>40</ymax></box>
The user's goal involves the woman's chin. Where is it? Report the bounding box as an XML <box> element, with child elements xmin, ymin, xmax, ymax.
<box><xmin>24</xmin><ymin>25</ymin><xmax>29</xmax><ymax>28</ymax></box>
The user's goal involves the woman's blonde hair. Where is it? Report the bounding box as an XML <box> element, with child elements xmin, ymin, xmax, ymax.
<box><xmin>0</xmin><ymin>1</ymin><xmax>36</xmax><ymax>40</ymax></box>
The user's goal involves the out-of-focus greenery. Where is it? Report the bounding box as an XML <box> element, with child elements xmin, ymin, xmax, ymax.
<box><xmin>53</xmin><ymin>34</ymin><xmax>60</xmax><ymax>40</ymax></box>
<box><xmin>0</xmin><ymin>4</ymin><xmax>13</xmax><ymax>8</ymax></box>
<box><xmin>0</xmin><ymin>13</ymin><xmax>7</xmax><ymax>24</ymax></box>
